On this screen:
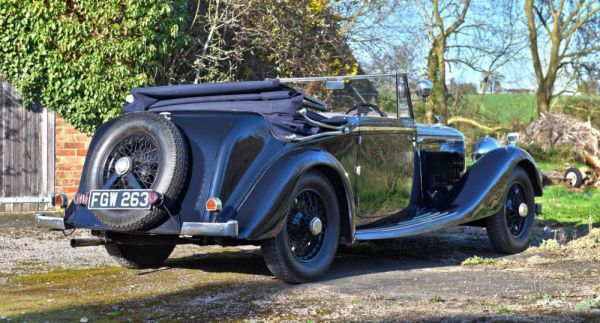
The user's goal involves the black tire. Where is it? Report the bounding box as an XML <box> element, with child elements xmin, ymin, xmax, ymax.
<box><xmin>260</xmin><ymin>171</ymin><xmax>340</xmax><ymax>283</ymax></box>
<box><xmin>105</xmin><ymin>242</ymin><xmax>174</xmax><ymax>269</ymax></box>
<box><xmin>564</xmin><ymin>167</ymin><xmax>584</xmax><ymax>188</ymax></box>
<box><xmin>84</xmin><ymin>112</ymin><xmax>188</xmax><ymax>231</ymax></box>
<box><xmin>486</xmin><ymin>167</ymin><xmax>535</xmax><ymax>254</ymax></box>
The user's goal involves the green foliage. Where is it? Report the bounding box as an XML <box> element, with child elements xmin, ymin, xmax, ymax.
<box><xmin>520</xmin><ymin>143</ymin><xmax>578</xmax><ymax>164</ymax></box>
<box><xmin>539</xmin><ymin>186</ymin><xmax>600</xmax><ymax>226</ymax></box>
<box><xmin>0</xmin><ymin>0</ymin><xmax>358</xmax><ymax>132</ymax></box>
<box><xmin>538</xmin><ymin>239</ymin><xmax>561</xmax><ymax>251</ymax></box>
<box><xmin>0</xmin><ymin>0</ymin><xmax>188</xmax><ymax>133</ymax></box>
<box><xmin>461</xmin><ymin>256</ymin><xmax>496</xmax><ymax>266</ymax></box>
<box><xmin>553</xmin><ymin>95</ymin><xmax>600</xmax><ymax>129</ymax></box>
<box><xmin>574</xmin><ymin>296</ymin><xmax>600</xmax><ymax>312</ymax></box>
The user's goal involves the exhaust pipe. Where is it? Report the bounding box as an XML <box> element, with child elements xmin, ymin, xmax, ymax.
<box><xmin>70</xmin><ymin>238</ymin><xmax>106</xmax><ymax>248</ymax></box>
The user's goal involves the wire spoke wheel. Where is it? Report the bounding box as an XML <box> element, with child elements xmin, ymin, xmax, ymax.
<box><xmin>102</xmin><ymin>133</ymin><xmax>160</xmax><ymax>189</ymax></box>
<box><xmin>286</xmin><ymin>190</ymin><xmax>327</xmax><ymax>262</ymax></box>
<box><xmin>505</xmin><ymin>183</ymin><xmax>527</xmax><ymax>236</ymax></box>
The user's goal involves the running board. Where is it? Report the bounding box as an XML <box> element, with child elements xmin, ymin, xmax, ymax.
<box><xmin>355</xmin><ymin>210</ymin><xmax>462</xmax><ymax>240</ymax></box>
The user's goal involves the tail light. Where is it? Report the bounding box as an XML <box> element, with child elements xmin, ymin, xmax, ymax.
<box><xmin>206</xmin><ymin>198</ymin><xmax>222</xmax><ymax>212</ymax></box>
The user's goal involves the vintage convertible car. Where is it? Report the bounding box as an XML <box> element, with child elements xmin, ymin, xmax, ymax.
<box><xmin>36</xmin><ymin>73</ymin><xmax>543</xmax><ymax>283</ymax></box>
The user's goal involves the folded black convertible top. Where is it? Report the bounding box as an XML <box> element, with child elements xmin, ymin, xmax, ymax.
<box><xmin>123</xmin><ymin>80</ymin><xmax>325</xmax><ymax>113</ymax></box>
<box><xmin>123</xmin><ymin>80</ymin><xmax>335</xmax><ymax>139</ymax></box>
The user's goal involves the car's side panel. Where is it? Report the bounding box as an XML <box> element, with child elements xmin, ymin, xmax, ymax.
<box><xmin>355</xmin><ymin>117</ymin><xmax>416</xmax><ymax>225</ymax></box>
<box><xmin>355</xmin><ymin>146</ymin><xmax>543</xmax><ymax>240</ymax></box>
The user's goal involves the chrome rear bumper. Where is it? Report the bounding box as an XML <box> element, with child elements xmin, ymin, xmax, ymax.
<box><xmin>35</xmin><ymin>212</ymin><xmax>238</xmax><ymax>237</ymax></box>
<box><xmin>35</xmin><ymin>213</ymin><xmax>66</xmax><ymax>230</ymax></box>
<box><xmin>180</xmin><ymin>220</ymin><xmax>238</xmax><ymax>237</ymax></box>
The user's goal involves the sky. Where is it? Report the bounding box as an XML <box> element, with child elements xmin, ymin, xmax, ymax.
<box><xmin>346</xmin><ymin>0</ymin><xmax>595</xmax><ymax>93</ymax></box>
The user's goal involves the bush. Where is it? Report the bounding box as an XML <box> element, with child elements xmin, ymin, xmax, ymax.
<box><xmin>519</xmin><ymin>143</ymin><xmax>578</xmax><ymax>164</ymax></box>
<box><xmin>553</xmin><ymin>96</ymin><xmax>600</xmax><ymax>129</ymax></box>
<box><xmin>0</xmin><ymin>1</ymin><xmax>188</xmax><ymax>133</ymax></box>
<box><xmin>0</xmin><ymin>1</ymin><xmax>358</xmax><ymax>133</ymax></box>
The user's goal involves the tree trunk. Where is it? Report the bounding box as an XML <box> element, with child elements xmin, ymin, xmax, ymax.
<box><xmin>535</xmin><ymin>87</ymin><xmax>551</xmax><ymax>114</ymax></box>
<box><xmin>436</xmin><ymin>39</ymin><xmax>448</xmax><ymax>124</ymax></box>
<box><xmin>426</xmin><ymin>46</ymin><xmax>438</xmax><ymax>124</ymax></box>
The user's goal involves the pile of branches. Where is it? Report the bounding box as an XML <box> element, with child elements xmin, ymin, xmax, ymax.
<box><xmin>520</xmin><ymin>113</ymin><xmax>600</xmax><ymax>158</ymax></box>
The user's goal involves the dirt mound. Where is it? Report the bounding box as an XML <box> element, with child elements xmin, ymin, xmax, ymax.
<box><xmin>520</xmin><ymin>113</ymin><xmax>600</xmax><ymax>158</ymax></box>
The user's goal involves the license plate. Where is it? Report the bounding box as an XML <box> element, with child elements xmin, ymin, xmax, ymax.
<box><xmin>88</xmin><ymin>190</ymin><xmax>152</xmax><ymax>210</ymax></box>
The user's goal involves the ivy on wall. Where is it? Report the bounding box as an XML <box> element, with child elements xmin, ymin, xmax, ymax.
<box><xmin>0</xmin><ymin>0</ymin><xmax>187</xmax><ymax>133</ymax></box>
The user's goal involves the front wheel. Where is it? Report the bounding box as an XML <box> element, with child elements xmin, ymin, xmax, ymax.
<box><xmin>261</xmin><ymin>171</ymin><xmax>340</xmax><ymax>283</ymax></box>
<box><xmin>486</xmin><ymin>167</ymin><xmax>535</xmax><ymax>254</ymax></box>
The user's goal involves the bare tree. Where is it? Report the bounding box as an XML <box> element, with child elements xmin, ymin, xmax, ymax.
<box><xmin>525</xmin><ymin>0</ymin><xmax>600</xmax><ymax>114</ymax></box>
<box><xmin>445</xmin><ymin>0</ymin><xmax>526</xmax><ymax>110</ymax></box>
<box><xmin>420</xmin><ymin>0</ymin><xmax>470</xmax><ymax>123</ymax></box>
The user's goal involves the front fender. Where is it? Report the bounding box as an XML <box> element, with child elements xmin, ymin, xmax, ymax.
<box><xmin>444</xmin><ymin>146</ymin><xmax>542</xmax><ymax>222</ymax></box>
<box><xmin>235</xmin><ymin>147</ymin><xmax>353</xmax><ymax>240</ymax></box>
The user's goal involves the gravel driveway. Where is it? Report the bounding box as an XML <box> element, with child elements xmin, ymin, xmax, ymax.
<box><xmin>1</xmin><ymin>213</ymin><xmax>598</xmax><ymax>322</ymax></box>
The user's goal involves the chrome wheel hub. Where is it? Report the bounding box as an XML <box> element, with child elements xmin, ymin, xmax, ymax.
<box><xmin>309</xmin><ymin>217</ymin><xmax>323</xmax><ymax>236</ymax></box>
<box><xmin>518</xmin><ymin>203</ymin><xmax>528</xmax><ymax>217</ymax></box>
<box><xmin>114</xmin><ymin>156</ymin><xmax>132</xmax><ymax>176</ymax></box>
<box><xmin>565</xmin><ymin>172</ymin><xmax>577</xmax><ymax>186</ymax></box>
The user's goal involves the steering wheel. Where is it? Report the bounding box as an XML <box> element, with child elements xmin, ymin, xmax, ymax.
<box><xmin>345</xmin><ymin>103</ymin><xmax>386</xmax><ymax>117</ymax></box>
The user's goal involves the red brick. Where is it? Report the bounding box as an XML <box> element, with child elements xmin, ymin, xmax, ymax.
<box><xmin>56</xmin><ymin>149</ymin><xmax>76</xmax><ymax>156</ymax></box>
<box><xmin>76</xmin><ymin>149</ymin><xmax>88</xmax><ymax>156</ymax></box>
<box><xmin>64</xmin><ymin>142</ymin><xmax>85</xmax><ymax>149</ymax></box>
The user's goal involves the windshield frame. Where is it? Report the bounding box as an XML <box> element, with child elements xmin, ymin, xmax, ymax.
<box><xmin>273</xmin><ymin>73</ymin><xmax>414</xmax><ymax>120</ymax></box>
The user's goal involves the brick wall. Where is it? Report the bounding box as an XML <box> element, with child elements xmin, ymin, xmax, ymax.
<box><xmin>54</xmin><ymin>115</ymin><xmax>91</xmax><ymax>198</ymax></box>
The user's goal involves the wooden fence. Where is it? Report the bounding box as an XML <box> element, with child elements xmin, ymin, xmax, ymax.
<box><xmin>0</xmin><ymin>80</ymin><xmax>55</xmax><ymax>212</ymax></box>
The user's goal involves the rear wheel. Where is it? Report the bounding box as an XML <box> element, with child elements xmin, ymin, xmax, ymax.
<box><xmin>105</xmin><ymin>242</ymin><xmax>174</xmax><ymax>269</ymax></box>
<box><xmin>486</xmin><ymin>167</ymin><xmax>535</xmax><ymax>254</ymax></box>
<box><xmin>261</xmin><ymin>171</ymin><xmax>340</xmax><ymax>283</ymax></box>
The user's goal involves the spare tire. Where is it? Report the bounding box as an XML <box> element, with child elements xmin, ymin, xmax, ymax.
<box><xmin>84</xmin><ymin>112</ymin><xmax>188</xmax><ymax>231</ymax></box>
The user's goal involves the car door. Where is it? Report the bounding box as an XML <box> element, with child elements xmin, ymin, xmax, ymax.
<box><xmin>355</xmin><ymin>115</ymin><xmax>416</xmax><ymax>224</ymax></box>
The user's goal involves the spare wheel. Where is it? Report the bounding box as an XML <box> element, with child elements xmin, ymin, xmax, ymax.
<box><xmin>84</xmin><ymin>112</ymin><xmax>188</xmax><ymax>231</ymax></box>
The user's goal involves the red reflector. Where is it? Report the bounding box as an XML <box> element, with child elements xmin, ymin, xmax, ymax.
<box><xmin>73</xmin><ymin>192</ymin><xmax>88</xmax><ymax>206</ymax></box>
<box><xmin>148</xmin><ymin>191</ymin><xmax>163</xmax><ymax>205</ymax></box>
<box><xmin>206</xmin><ymin>198</ymin><xmax>222</xmax><ymax>212</ymax></box>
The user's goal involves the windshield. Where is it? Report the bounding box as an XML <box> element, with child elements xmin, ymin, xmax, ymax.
<box><xmin>277</xmin><ymin>74</ymin><xmax>412</xmax><ymax>118</ymax></box>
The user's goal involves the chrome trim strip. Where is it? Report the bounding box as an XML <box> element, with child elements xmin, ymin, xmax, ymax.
<box><xmin>284</xmin><ymin>130</ymin><xmax>345</xmax><ymax>142</ymax></box>
<box><xmin>355</xmin><ymin>126</ymin><xmax>415</xmax><ymax>134</ymax></box>
<box><xmin>297</xmin><ymin>108</ymin><xmax>347</xmax><ymax>130</ymax></box>
<box><xmin>275</xmin><ymin>73</ymin><xmax>400</xmax><ymax>83</ymax></box>
<box><xmin>35</xmin><ymin>213</ymin><xmax>66</xmax><ymax>230</ymax></box>
<box><xmin>180</xmin><ymin>220</ymin><xmax>238</xmax><ymax>237</ymax></box>
<box><xmin>0</xmin><ymin>196</ymin><xmax>52</xmax><ymax>203</ymax></box>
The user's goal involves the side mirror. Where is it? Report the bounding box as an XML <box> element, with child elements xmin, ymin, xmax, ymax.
<box><xmin>415</xmin><ymin>80</ymin><xmax>433</xmax><ymax>98</ymax></box>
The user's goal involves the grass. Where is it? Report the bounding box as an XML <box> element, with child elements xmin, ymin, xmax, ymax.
<box><xmin>476</xmin><ymin>94</ymin><xmax>538</xmax><ymax>125</ymax></box>
<box><xmin>460</xmin><ymin>93</ymin><xmax>537</xmax><ymax>126</ymax></box>
<box><xmin>461</xmin><ymin>256</ymin><xmax>496</xmax><ymax>266</ymax></box>
<box><xmin>538</xmin><ymin>239</ymin><xmax>561</xmax><ymax>251</ymax></box>
<box><xmin>538</xmin><ymin>186</ymin><xmax>600</xmax><ymax>226</ymax></box>
<box><xmin>575</xmin><ymin>296</ymin><xmax>600</xmax><ymax>312</ymax></box>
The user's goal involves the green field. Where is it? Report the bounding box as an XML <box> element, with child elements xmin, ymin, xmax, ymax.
<box><xmin>461</xmin><ymin>93</ymin><xmax>600</xmax><ymax>128</ymax></box>
<box><xmin>468</xmin><ymin>93</ymin><xmax>538</xmax><ymax>125</ymax></box>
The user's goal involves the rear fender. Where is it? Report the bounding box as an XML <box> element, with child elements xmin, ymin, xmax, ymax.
<box><xmin>235</xmin><ymin>148</ymin><xmax>354</xmax><ymax>241</ymax></box>
<box><xmin>443</xmin><ymin>146</ymin><xmax>543</xmax><ymax>222</ymax></box>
